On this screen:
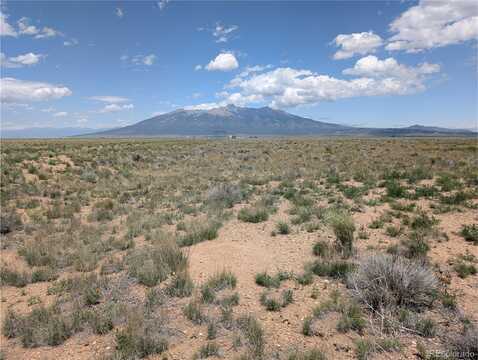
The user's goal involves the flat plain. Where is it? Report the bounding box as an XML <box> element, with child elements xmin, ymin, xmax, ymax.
<box><xmin>1</xmin><ymin>138</ymin><xmax>477</xmax><ymax>360</ymax></box>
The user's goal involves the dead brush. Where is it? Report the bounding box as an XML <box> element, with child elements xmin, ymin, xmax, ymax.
<box><xmin>347</xmin><ymin>254</ymin><xmax>438</xmax><ymax>313</ymax></box>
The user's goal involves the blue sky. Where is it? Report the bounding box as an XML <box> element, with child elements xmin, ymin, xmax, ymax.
<box><xmin>1</xmin><ymin>0</ymin><xmax>477</xmax><ymax>130</ymax></box>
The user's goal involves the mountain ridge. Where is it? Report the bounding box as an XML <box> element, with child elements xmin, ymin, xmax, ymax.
<box><xmin>81</xmin><ymin>105</ymin><xmax>474</xmax><ymax>138</ymax></box>
<box><xmin>2</xmin><ymin>105</ymin><xmax>475</xmax><ymax>138</ymax></box>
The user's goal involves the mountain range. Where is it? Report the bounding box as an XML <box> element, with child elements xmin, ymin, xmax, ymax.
<box><xmin>1</xmin><ymin>105</ymin><xmax>475</xmax><ymax>138</ymax></box>
<box><xmin>83</xmin><ymin>105</ymin><xmax>474</xmax><ymax>138</ymax></box>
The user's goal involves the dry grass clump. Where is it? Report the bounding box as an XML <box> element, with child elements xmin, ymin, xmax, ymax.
<box><xmin>206</xmin><ymin>183</ymin><xmax>243</xmax><ymax>208</ymax></box>
<box><xmin>236</xmin><ymin>315</ymin><xmax>265</xmax><ymax>359</ymax></box>
<box><xmin>287</xmin><ymin>348</ymin><xmax>327</xmax><ymax>360</ymax></box>
<box><xmin>347</xmin><ymin>254</ymin><xmax>437</xmax><ymax>312</ymax></box>
<box><xmin>126</xmin><ymin>241</ymin><xmax>187</xmax><ymax>287</ymax></box>
<box><xmin>238</xmin><ymin>206</ymin><xmax>269</xmax><ymax>223</ymax></box>
<box><xmin>0</xmin><ymin>208</ymin><xmax>22</xmax><ymax>234</ymax></box>
<box><xmin>460</xmin><ymin>224</ymin><xmax>478</xmax><ymax>245</ymax></box>
<box><xmin>3</xmin><ymin>305</ymin><xmax>71</xmax><ymax>347</ymax></box>
<box><xmin>448</xmin><ymin>325</ymin><xmax>478</xmax><ymax>359</ymax></box>
<box><xmin>114</xmin><ymin>310</ymin><xmax>168</xmax><ymax>359</ymax></box>
<box><xmin>177</xmin><ymin>220</ymin><xmax>221</xmax><ymax>247</ymax></box>
<box><xmin>328</xmin><ymin>210</ymin><xmax>355</xmax><ymax>258</ymax></box>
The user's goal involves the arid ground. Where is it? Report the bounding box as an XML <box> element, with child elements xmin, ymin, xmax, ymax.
<box><xmin>1</xmin><ymin>138</ymin><xmax>477</xmax><ymax>360</ymax></box>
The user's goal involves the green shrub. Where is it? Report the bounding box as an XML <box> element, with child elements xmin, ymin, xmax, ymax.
<box><xmin>178</xmin><ymin>221</ymin><xmax>221</xmax><ymax>247</ymax></box>
<box><xmin>385</xmin><ymin>225</ymin><xmax>401</xmax><ymax>237</ymax></box>
<box><xmin>311</xmin><ymin>260</ymin><xmax>355</xmax><ymax>279</ymax></box>
<box><xmin>204</xmin><ymin>270</ymin><xmax>237</xmax><ymax>291</ymax></box>
<box><xmin>127</xmin><ymin>242</ymin><xmax>187</xmax><ymax>287</ymax></box>
<box><xmin>276</xmin><ymin>221</ymin><xmax>290</xmax><ymax>235</ymax></box>
<box><xmin>337</xmin><ymin>303</ymin><xmax>366</xmax><ymax>334</ymax></box>
<box><xmin>454</xmin><ymin>262</ymin><xmax>477</xmax><ymax>279</ymax></box>
<box><xmin>237</xmin><ymin>315</ymin><xmax>264</xmax><ymax>359</ymax></box>
<box><xmin>302</xmin><ymin>316</ymin><xmax>314</xmax><ymax>336</ymax></box>
<box><xmin>4</xmin><ymin>305</ymin><xmax>72</xmax><ymax>347</ymax></box>
<box><xmin>167</xmin><ymin>271</ymin><xmax>194</xmax><ymax>297</ymax></box>
<box><xmin>260</xmin><ymin>292</ymin><xmax>282</xmax><ymax>311</ymax></box>
<box><xmin>411</xmin><ymin>211</ymin><xmax>438</xmax><ymax>231</ymax></box>
<box><xmin>288</xmin><ymin>348</ymin><xmax>327</xmax><ymax>360</ymax></box>
<box><xmin>329</xmin><ymin>212</ymin><xmax>355</xmax><ymax>257</ymax></box>
<box><xmin>0</xmin><ymin>266</ymin><xmax>29</xmax><ymax>287</ymax></box>
<box><xmin>88</xmin><ymin>307</ymin><xmax>114</xmax><ymax>335</ymax></box>
<box><xmin>238</xmin><ymin>207</ymin><xmax>269</xmax><ymax>223</ymax></box>
<box><xmin>31</xmin><ymin>267</ymin><xmax>58</xmax><ymax>283</ymax></box>
<box><xmin>403</xmin><ymin>233</ymin><xmax>430</xmax><ymax>259</ymax></box>
<box><xmin>184</xmin><ymin>300</ymin><xmax>205</xmax><ymax>324</ymax></box>
<box><xmin>460</xmin><ymin>224</ymin><xmax>478</xmax><ymax>245</ymax></box>
<box><xmin>194</xmin><ymin>342</ymin><xmax>220</xmax><ymax>358</ymax></box>
<box><xmin>255</xmin><ymin>271</ymin><xmax>280</xmax><ymax>288</ymax></box>
<box><xmin>312</xmin><ymin>240</ymin><xmax>331</xmax><ymax>257</ymax></box>
<box><xmin>114</xmin><ymin>314</ymin><xmax>168</xmax><ymax>359</ymax></box>
<box><xmin>386</xmin><ymin>180</ymin><xmax>407</xmax><ymax>198</ymax></box>
<box><xmin>415</xmin><ymin>317</ymin><xmax>436</xmax><ymax>337</ymax></box>
<box><xmin>296</xmin><ymin>271</ymin><xmax>313</xmax><ymax>285</ymax></box>
<box><xmin>0</xmin><ymin>208</ymin><xmax>22</xmax><ymax>235</ymax></box>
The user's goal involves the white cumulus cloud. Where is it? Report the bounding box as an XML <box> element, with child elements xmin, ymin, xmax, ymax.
<box><xmin>205</xmin><ymin>52</ymin><xmax>239</xmax><ymax>71</ymax></box>
<box><xmin>189</xmin><ymin>56</ymin><xmax>440</xmax><ymax>110</ymax></box>
<box><xmin>98</xmin><ymin>103</ymin><xmax>134</xmax><ymax>113</ymax></box>
<box><xmin>0</xmin><ymin>12</ymin><xmax>17</xmax><ymax>37</ymax></box>
<box><xmin>0</xmin><ymin>78</ymin><xmax>72</xmax><ymax>103</ymax></box>
<box><xmin>1</xmin><ymin>52</ymin><xmax>44</xmax><ymax>68</ymax></box>
<box><xmin>342</xmin><ymin>55</ymin><xmax>440</xmax><ymax>79</ymax></box>
<box><xmin>115</xmin><ymin>8</ymin><xmax>124</xmax><ymax>18</ymax></box>
<box><xmin>333</xmin><ymin>31</ymin><xmax>383</xmax><ymax>59</ymax></box>
<box><xmin>122</xmin><ymin>54</ymin><xmax>157</xmax><ymax>66</ymax></box>
<box><xmin>386</xmin><ymin>0</ymin><xmax>478</xmax><ymax>52</ymax></box>
<box><xmin>53</xmin><ymin>111</ymin><xmax>68</xmax><ymax>117</ymax></box>
<box><xmin>89</xmin><ymin>96</ymin><xmax>130</xmax><ymax>103</ymax></box>
<box><xmin>213</xmin><ymin>22</ymin><xmax>239</xmax><ymax>43</ymax></box>
<box><xmin>158</xmin><ymin>0</ymin><xmax>171</xmax><ymax>10</ymax></box>
<box><xmin>17</xmin><ymin>17</ymin><xmax>61</xmax><ymax>38</ymax></box>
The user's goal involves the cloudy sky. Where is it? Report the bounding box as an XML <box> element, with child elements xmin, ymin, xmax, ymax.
<box><xmin>1</xmin><ymin>0</ymin><xmax>477</xmax><ymax>130</ymax></box>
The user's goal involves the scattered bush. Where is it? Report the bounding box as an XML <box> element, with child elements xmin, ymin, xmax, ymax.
<box><xmin>126</xmin><ymin>242</ymin><xmax>187</xmax><ymax>287</ymax></box>
<box><xmin>194</xmin><ymin>342</ymin><xmax>220</xmax><ymax>359</ymax></box>
<box><xmin>237</xmin><ymin>315</ymin><xmax>264</xmax><ymax>359</ymax></box>
<box><xmin>347</xmin><ymin>254</ymin><xmax>437</xmax><ymax>312</ymax></box>
<box><xmin>0</xmin><ymin>266</ymin><xmax>29</xmax><ymax>287</ymax></box>
<box><xmin>114</xmin><ymin>312</ymin><xmax>168</xmax><ymax>359</ymax></box>
<box><xmin>311</xmin><ymin>260</ymin><xmax>355</xmax><ymax>279</ymax></box>
<box><xmin>449</xmin><ymin>325</ymin><xmax>478</xmax><ymax>359</ymax></box>
<box><xmin>312</xmin><ymin>240</ymin><xmax>331</xmax><ymax>257</ymax></box>
<box><xmin>184</xmin><ymin>300</ymin><xmax>205</xmax><ymax>324</ymax></box>
<box><xmin>460</xmin><ymin>224</ymin><xmax>478</xmax><ymax>245</ymax></box>
<box><xmin>337</xmin><ymin>303</ymin><xmax>366</xmax><ymax>334</ymax></box>
<box><xmin>238</xmin><ymin>207</ymin><xmax>269</xmax><ymax>223</ymax></box>
<box><xmin>385</xmin><ymin>180</ymin><xmax>407</xmax><ymax>198</ymax></box>
<box><xmin>454</xmin><ymin>262</ymin><xmax>477</xmax><ymax>279</ymax></box>
<box><xmin>166</xmin><ymin>271</ymin><xmax>194</xmax><ymax>297</ymax></box>
<box><xmin>207</xmin><ymin>183</ymin><xmax>242</xmax><ymax>208</ymax></box>
<box><xmin>178</xmin><ymin>221</ymin><xmax>221</xmax><ymax>247</ymax></box>
<box><xmin>329</xmin><ymin>212</ymin><xmax>355</xmax><ymax>257</ymax></box>
<box><xmin>276</xmin><ymin>221</ymin><xmax>290</xmax><ymax>235</ymax></box>
<box><xmin>3</xmin><ymin>305</ymin><xmax>72</xmax><ymax>347</ymax></box>
<box><xmin>287</xmin><ymin>348</ymin><xmax>327</xmax><ymax>360</ymax></box>
<box><xmin>255</xmin><ymin>271</ymin><xmax>290</xmax><ymax>288</ymax></box>
<box><xmin>0</xmin><ymin>208</ymin><xmax>22</xmax><ymax>234</ymax></box>
<box><xmin>415</xmin><ymin>317</ymin><xmax>436</xmax><ymax>337</ymax></box>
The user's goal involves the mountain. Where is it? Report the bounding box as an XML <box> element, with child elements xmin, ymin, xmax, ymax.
<box><xmin>1</xmin><ymin>127</ymin><xmax>114</xmax><ymax>139</ymax></box>
<box><xmin>78</xmin><ymin>105</ymin><xmax>474</xmax><ymax>138</ymax></box>
<box><xmin>85</xmin><ymin>105</ymin><xmax>356</xmax><ymax>137</ymax></box>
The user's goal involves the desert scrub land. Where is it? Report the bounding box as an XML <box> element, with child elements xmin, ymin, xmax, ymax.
<box><xmin>1</xmin><ymin>138</ymin><xmax>477</xmax><ymax>360</ymax></box>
